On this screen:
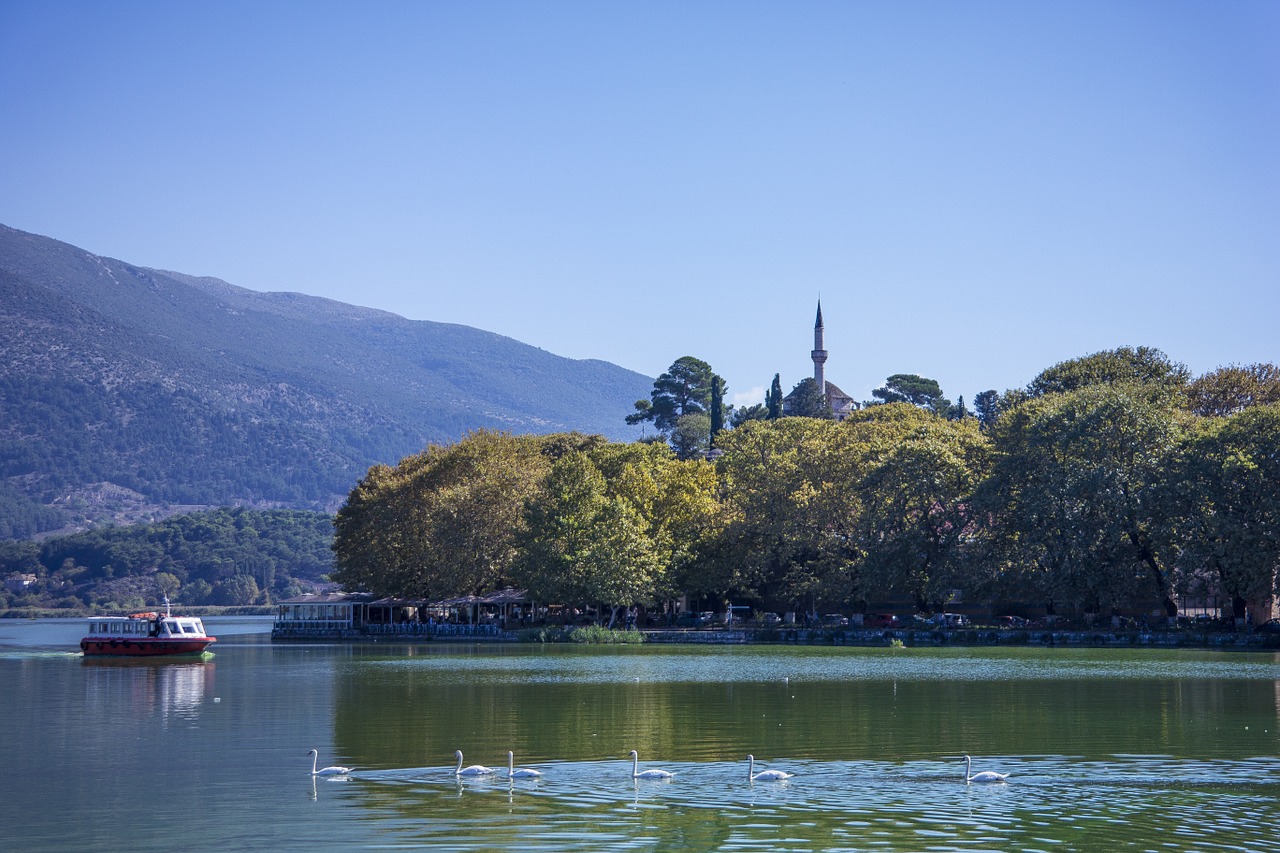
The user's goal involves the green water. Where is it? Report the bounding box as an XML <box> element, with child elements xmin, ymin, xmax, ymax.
<box><xmin>1</xmin><ymin>621</ymin><xmax>1277</xmax><ymax>852</ymax></box>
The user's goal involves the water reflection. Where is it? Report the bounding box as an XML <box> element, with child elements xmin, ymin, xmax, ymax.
<box><xmin>80</xmin><ymin>658</ymin><xmax>214</xmax><ymax>724</ymax></box>
<box><xmin>314</xmin><ymin>646</ymin><xmax>1280</xmax><ymax>852</ymax></box>
<box><xmin>335</xmin><ymin>648</ymin><xmax>1280</xmax><ymax>767</ymax></box>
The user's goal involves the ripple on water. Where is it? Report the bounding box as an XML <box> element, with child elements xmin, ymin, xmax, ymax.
<box><xmin>341</xmin><ymin>756</ymin><xmax>1280</xmax><ymax>852</ymax></box>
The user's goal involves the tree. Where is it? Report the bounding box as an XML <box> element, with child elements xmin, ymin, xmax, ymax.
<box><xmin>671</xmin><ymin>413</ymin><xmax>712</xmax><ymax>461</ymax></box>
<box><xmin>154</xmin><ymin>572</ymin><xmax>181</xmax><ymax>601</ymax></box>
<box><xmin>730</xmin><ymin>404</ymin><xmax>768</xmax><ymax>427</ymax></box>
<box><xmin>785</xmin><ymin>377</ymin><xmax>832</xmax><ymax>419</ymax></box>
<box><xmin>869</xmin><ymin>374</ymin><xmax>951</xmax><ymax>414</ymax></box>
<box><xmin>973</xmin><ymin>390</ymin><xmax>999</xmax><ymax>430</ymax></box>
<box><xmin>514</xmin><ymin>451</ymin><xmax>662</xmax><ymax>624</ymax></box>
<box><xmin>1027</xmin><ymin>346</ymin><xmax>1190</xmax><ymax>398</ymax></box>
<box><xmin>213</xmin><ymin>573</ymin><xmax>260</xmax><ymax>606</ymax></box>
<box><xmin>1187</xmin><ymin>363</ymin><xmax>1280</xmax><ymax>417</ymax></box>
<box><xmin>628</xmin><ymin>357</ymin><xmax>716</xmax><ymax>435</ymax></box>
<box><xmin>766</xmin><ymin>374</ymin><xmax>784</xmax><ymax>420</ymax></box>
<box><xmin>978</xmin><ymin>385</ymin><xmax>1186</xmax><ymax>619</ymax></box>
<box><xmin>625</xmin><ymin>399</ymin><xmax>653</xmax><ymax>430</ymax></box>
<box><xmin>1175</xmin><ymin>404</ymin><xmax>1280</xmax><ymax>617</ymax></box>
<box><xmin>855</xmin><ymin>409</ymin><xmax>991</xmax><ymax>610</ymax></box>
<box><xmin>591</xmin><ymin>441</ymin><xmax>722</xmax><ymax>607</ymax></box>
<box><xmin>709</xmin><ymin>417</ymin><xmax>856</xmax><ymax>612</ymax></box>
<box><xmin>709</xmin><ymin>375</ymin><xmax>725</xmax><ymax>446</ymax></box>
<box><xmin>331</xmin><ymin>431</ymin><xmax>552</xmax><ymax>599</ymax></box>
<box><xmin>948</xmin><ymin>395</ymin><xmax>969</xmax><ymax>421</ymax></box>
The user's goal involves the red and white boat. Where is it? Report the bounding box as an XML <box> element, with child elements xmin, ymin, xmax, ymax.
<box><xmin>80</xmin><ymin>599</ymin><xmax>217</xmax><ymax>657</ymax></box>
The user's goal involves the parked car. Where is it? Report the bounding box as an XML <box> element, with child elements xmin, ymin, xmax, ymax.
<box><xmin>758</xmin><ymin>612</ymin><xmax>783</xmax><ymax>626</ymax></box>
<box><xmin>822</xmin><ymin>613</ymin><xmax>849</xmax><ymax>627</ymax></box>
<box><xmin>676</xmin><ymin>611</ymin><xmax>714</xmax><ymax>627</ymax></box>
<box><xmin>995</xmin><ymin>615</ymin><xmax>1028</xmax><ymax>628</ymax></box>
<box><xmin>1255</xmin><ymin>619</ymin><xmax>1280</xmax><ymax>634</ymax></box>
<box><xmin>717</xmin><ymin>606</ymin><xmax>752</xmax><ymax>625</ymax></box>
<box><xmin>932</xmin><ymin>613</ymin><xmax>969</xmax><ymax>628</ymax></box>
<box><xmin>862</xmin><ymin>613</ymin><xmax>900</xmax><ymax>629</ymax></box>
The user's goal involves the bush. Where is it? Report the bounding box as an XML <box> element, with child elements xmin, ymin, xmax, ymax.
<box><xmin>517</xmin><ymin>626</ymin><xmax>571</xmax><ymax>643</ymax></box>
<box><xmin>568</xmin><ymin>625</ymin><xmax>644</xmax><ymax>644</ymax></box>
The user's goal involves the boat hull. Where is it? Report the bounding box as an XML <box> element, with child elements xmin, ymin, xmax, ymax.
<box><xmin>80</xmin><ymin>638</ymin><xmax>216</xmax><ymax>657</ymax></box>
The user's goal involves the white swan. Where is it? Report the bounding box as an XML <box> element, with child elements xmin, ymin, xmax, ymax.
<box><xmin>455</xmin><ymin>749</ymin><xmax>496</xmax><ymax>777</ymax></box>
<box><xmin>747</xmin><ymin>754</ymin><xmax>794</xmax><ymax>781</ymax></box>
<box><xmin>629</xmin><ymin>749</ymin><xmax>675</xmax><ymax>780</ymax></box>
<box><xmin>507</xmin><ymin>750</ymin><xmax>541</xmax><ymax>779</ymax></box>
<box><xmin>308</xmin><ymin>748</ymin><xmax>351</xmax><ymax>776</ymax></box>
<box><xmin>964</xmin><ymin>754</ymin><xmax>1008</xmax><ymax>784</ymax></box>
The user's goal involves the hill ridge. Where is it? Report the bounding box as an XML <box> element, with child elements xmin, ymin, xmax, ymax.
<box><xmin>0</xmin><ymin>223</ymin><xmax>649</xmax><ymax>539</ymax></box>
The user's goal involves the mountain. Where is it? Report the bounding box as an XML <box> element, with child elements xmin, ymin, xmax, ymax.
<box><xmin>0</xmin><ymin>224</ymin><xmax>650</xmax><ymax>538</ymax></box>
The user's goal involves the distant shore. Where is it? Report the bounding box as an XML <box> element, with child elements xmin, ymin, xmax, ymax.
<box><xmin>273</xmin><ymin>622</ymin><xmax>1280</xmax><ymax>649</ymax></box>
<box><xmin>9</xmin><ymin>608</ymin><xmax>1277</xmax><ymax>650</ymax></box>
<box><xmin>641</xmin><ymin>626</ymin><xmax>1280</xmax><ymax>650</ymax></box>
<box><xmin>0</xmin><ymin>605</ymin><xmax>275</xmax><ymax>619</ymax></box>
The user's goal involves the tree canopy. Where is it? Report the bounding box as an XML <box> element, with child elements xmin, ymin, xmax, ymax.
<box><xmin>0</xmin><ymin>507</ymin><xmax>334</xmax><ymax>612</ymax></box>
<box><xmin>1026</xmin><ymin>346</ymin><xmax>1190</xmax><ymax>398</ymax></box>
<box><xmin>627</xmin><ymin>356</ymin><xmax>717</xmax><ymax>434</ymax></box>
<box><xmin>869</xmin><ymin>374</ymin><xmax>950</xmax><ymax>414</ymax></box>
<box><xmin>785</xmin><ymin>377</ymin><xmax>832</xmax><ymax>419</ymax></box>
<box><xmin>1187</xmin><ymin>363</ymin><xmax>1280</xmax><ymax>417</ymax></box>
<box><xmin>320</xmin><ymin>348</ymin><xmax>1280</xmax><ymax>625</ymax></box>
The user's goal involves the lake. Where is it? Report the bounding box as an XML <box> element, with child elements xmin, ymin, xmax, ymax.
<box><xmin>1</xmin><ymin>617</ymin><xmax>1278</xmax><ymax>852</ymax></box>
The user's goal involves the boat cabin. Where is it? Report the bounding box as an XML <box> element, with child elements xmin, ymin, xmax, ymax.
<box><xmin>85</xmin><ymin>614</ymin><xmax>209</xmax><ymax>639</ymax></box>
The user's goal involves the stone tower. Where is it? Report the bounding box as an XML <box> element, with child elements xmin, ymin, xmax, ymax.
<box><xmin>811</xmin><ymin>299</ymin><xmax>828</xmax><ymax>392</ymax></box>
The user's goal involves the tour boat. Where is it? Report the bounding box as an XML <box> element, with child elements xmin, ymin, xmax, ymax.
<box><xmin>80</xmin><ymin>599</ymin><xmax>217</xmax><ymax>657</ymax></box>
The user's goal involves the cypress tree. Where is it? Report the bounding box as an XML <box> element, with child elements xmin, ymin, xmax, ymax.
<box><xmin>766</xmin><ymin>374</ymin><xmax>783</xmax><ymax>419</ymax></box>
<box><xmin>709</xmin><ymin>375</ymin><xmax>725</xmax><ymax>445</ymax></box>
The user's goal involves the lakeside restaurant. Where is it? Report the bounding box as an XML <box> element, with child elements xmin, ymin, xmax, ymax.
<box><xmin>272</xmin><ymin>588</ymin><xmax>531</xmax><ymax>640</ymax></box>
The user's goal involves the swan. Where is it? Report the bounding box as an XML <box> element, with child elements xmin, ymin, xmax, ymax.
<box><xmin>963</xmin><ymin>754</ymin><xmax>1008</xmax><ymax>784</ymax></box>
<box><xmin>308</xmin><ymin>748</ymin><xmax>351</xmax><ymax>776</ymax></box>
<box><xmin>747</xmin><ymin>754</ymin><xmax>794</xmax><ymax>781</ymax></box>
<box><xmin>629</xmin><ymin>749</ymin><xmax>675</xmax><ymax>780</ymax></box>
<box><xmin>455</xmin><ymin>749</ymin><xmax>496</xmax><ymax>777</ymax></box>
<box><xmin>507</xmin><ymin>750</ymin><xmax>541</xmax><ymax>779</ymax></box>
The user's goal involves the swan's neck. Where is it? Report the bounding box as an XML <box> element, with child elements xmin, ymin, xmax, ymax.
<box><xmin>964</xmin><ymin>755</ymin><xmax>972</xmax><ymax>782</ymax></box>
<box><xmin>455</xmin><ymin>754</ymin><xmax>463</xmax><ymax>774</ymax></box>
<box><xmin>311</xmin><ymin>753</ymin><xmax>318</xmax><ymax>774</ymax></box>
<box><xmin>508</xmin><ymin>754</ymin><xmax>515</xmax><ymax>774</ymax></box>
<box><xmin>631</xmin><ymin>754</ymin><xmax>639</xmax><ymax>776</ymax></box>
<box><xmin>748</xmin><ymin>756</ymin><xmax>754</xmax><ymax>778</ymax></box>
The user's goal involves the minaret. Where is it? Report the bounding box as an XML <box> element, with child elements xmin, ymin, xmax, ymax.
<box><xmin>811</xmin><ymin>299</ymin><xmax>828</xmax><ymax>395</ymax></box>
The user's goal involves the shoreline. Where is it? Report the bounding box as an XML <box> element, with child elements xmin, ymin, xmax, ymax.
<box><xmin>272</xmin><ymin>624</ymin><xmax>1280</xmax><ymax>650</ymax></box>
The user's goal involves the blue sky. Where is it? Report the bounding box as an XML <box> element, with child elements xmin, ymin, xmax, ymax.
<box><xmin>2</xmin><ymin>1</ymin><xmax>1276</xmax><ymax>410</ymax></box>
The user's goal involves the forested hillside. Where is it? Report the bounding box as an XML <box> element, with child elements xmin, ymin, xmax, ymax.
<box><xmin>0</xmin><ymin>507</ymin><xmax>333</xmax><ymax>612</ymax></box>
<box><xmin>0</xmin><ymin>224</ymin><xmax>651</xmax><ymax>538</ymax></box>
